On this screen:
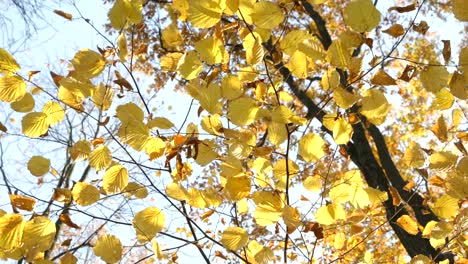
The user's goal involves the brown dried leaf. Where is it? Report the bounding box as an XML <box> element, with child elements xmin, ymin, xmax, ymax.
<box><xmin>383</xmin><ymin>24</ymin><xmax>405</xmax><ymax>38</ymax></box>
<box><xmin>370</xmin><ymin>68</ymin><xmax>397</xmax><ymax>85</ymax></box>
<box><xmin>413</xmin><ymin>21</ymin><xmax>429</xmax><ymax>35</ymax></box>
<box><xmin>388</xmin><ymin>4</ymin><xmax>416</xmax><ymax>13</ymax></box>
<box><xmin>53</xmin><ymin>10</ymin><xmax>73</xmax><ymax>20</ymax></box>
<box><xmin>442</xmin><ymin>40</ymin><xmax>451</xmax><ymax>64</ymax></box>
<box><xmin>59</xmin><ymin>214</ymin><xmax>81</xmax><ymax>229</ymax></box>
<box><xmin>431</xmin><ymin>115</ymin><xmax>448</xmax><ymax>142</ymax></box>
<box><xmin>399</xmin><ymin>65</ymin><xmax>417</xmax><ymax>82</ymax></box>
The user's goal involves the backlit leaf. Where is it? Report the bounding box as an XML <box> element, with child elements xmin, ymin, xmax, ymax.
<box><xmin>116</xmin><ymin>102</ymin><xmax>144</xmax><ymax>124</ymax></box>
<box><xmin>133</xmin><ymin>207</ymin><xmax>165</xmax><ymax>242</ymax></box>
<box><xmin>89</xmin><ymin>145</ymin><xmax>112</xmax><ymax>171</ymax></box>
<box><xmin>0</xmin><ymin>214</ymin><xmax>25</xmax><ymax>250</ymax></box>
<box><xmin>22</xmin><ymin>112</ymin><xmax>49</xmax><ymax>138</ymax></box>
<box><xmin>360</xmin><ymin>89</ymin><xmax>391</xmax><ymax>125</ymax></box>
<box><xmin>195</xmin><ymin>37</ymin><xmax>227</xmax><ymax>64</ymax></box>
<box><xmin>93</xmin><ymin>235</ymin><xmax>122</xmax><ymax>263</ymax></box>
<box><xmin>72</xmin><ymin>182</ymin><xmax>100</xmax><ymax>206</ymax></box>
<box><xmin>396</xmin><ymin>215</ymin><xmax>419</xmax><ymax>235</ymax></box>
<box><xmin>22</xmin><ymin>216</ymin><xmax>56</xmax><ymax>252</ymax></box>
<box><xmin>42</xmin><ymin>101</ymin><xmax>65</xmax><ymax>126</ymax></box>
<box><xmin>252</xmin><ymin>1</ymin><xmax>284</xmax><ymax>29</ymax></box>
<box><xmin>103</xmin><ymin>164</ymin><xmax>129</xmax><ymax>194</ymax></box>
<box><xmin>0</xmin><ymin>48</ymin><xmax>20</xmax><ymax>74</ymax></box>
<box><xmin>228</xmin><ymin>97</ymin><xmax>259</xmax><ymax>126</ymax></box>
<box><xmin>188</xmin><ymin>0</ymin><xmax>223</xmax><ymax>28</ymax></box>
<box><xmin>420</xmin><ymin>66</ymin><xmax>449</xmax><ymax>93</ymax></box>
<box><xmin>333</xmin><ymin>117</ymin><xmax>353</xmax><ymax>144</ymax></box>
<box><xmin>432</xmin><ymin>195</ymin><xmax>459</xmax><ymax>219</ymax></box>
<box><xmin>315</xmin><ymin>203</ymin><xmax>346</xmax><ymax>225</ymax></box>
<box><xmin>0</xmin><ymin>75</ymin><xmax>26</xmax><ymax>103</ymax></box>
<box><xmin>71</xmin><ymin>49</ymin><xmax>106</xmax><ymax>79</ymax></box>
<box><xmin>333</xmin><ymin>87</ymin><xmax>359</xmax><ymax>109</ymax></box>
<box><xmin>221</xmin><ymin>226</ymin><xmax>249</xmax><ymax>251</ymax></box>
<box><xmin>69</xmin><ymin>140</ymin><xmax>92</xmax><ymax>161</ymax></box>
<box><xmin>92</xmin><ymin>83</ymin><xmax>114</xmax><ymax>110</ymax></box>
<box><xmin>177</xmin><ymin>51</ymin><xmax>202</xmax><ymax>80</ymax></box>
<box><xmin>117</xmin><ymin>32</ymin><xmax>128</xmax><ymax>62</ymax></box>
<box><xmin>344</xmin><ymin>0</ymin><xmax>381</xmax><ymax>32</ymax></box>
<box><xmin>298</xmin><ymin>133</ymin><xmax>326</xmax><ymax>162</ymax></box>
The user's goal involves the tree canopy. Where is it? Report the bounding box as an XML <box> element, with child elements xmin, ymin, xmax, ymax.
<box><xmin>0</xmin><ymin>0</ymin><xmax>467</xmax><ymax>263</ymax></box>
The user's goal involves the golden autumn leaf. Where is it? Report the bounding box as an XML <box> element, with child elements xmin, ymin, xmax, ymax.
<box><xmin>221</xmin><ymin>226</ymin><xmax>249</xmax><ymax>251</ymax></box>
<box><xmin>0</xmin><ymin>75</ymin><xmax>26</xmax><ymax>103</ymax></box>
<box><xmin>0</xmin><ymin>214</ymin><xmax>25</xmax><ymax>250</ymax></box>
<box><xmin>344</xmin><ymin>0</ymin><xmax>381</xmax><ymax>32</ymax></box>
<box><xmin>89</xmin><ymin>145</ymin><xmax>112</xmax><ymax>171</ymax></box>
<box><xmin>396</xmin><ymin>215</ymin><xmax>419</xmax><ymax>235</ymax></box>
<box><xmin>188</xmin><ymin>0</ymin><xmax>223</xmax><ymax>29</ymax></box>
<box><xmin>93</xmin><ymin>235</ymin><xmax>123</xmax><ymax>263</ymax></box>
<box><xmin>69</xmin><ymin>140</ymin><xmax>92</xmax><ymax>161</ymax></box>
<box><xmin>252</xmin><ymin>1</ymin><xmax>284</xmax><ymax>29</ymax></box>
<box><xmin>10</xmin><ymin>93</ymin><xmax>34</xmax><ymax>112</ymax></box>
<box><xmin>0</xmin><ymin>48</ymin><xmax>20</xmax><ymax>74</ymax></box>
<box><xmin>72</xmin><ymin>182</ymin><xmax>100</xmax><ymax>206</ymax></box>
<box><xmin>298</xmin><ymin>133</ymin><xmax>326</xmax><ymax>162</ymax></box>
<box><xmin>70</xmin><ymin>49</ymin><xmax>106</xmax><ymax>78</ymax></box>
<box><xmin>9</xmin><ymin>194</ymin><xmax>36</xmax><ymax>211</ymax></box>
<box><xmin>382</xmin><ymin>24</ymin><xmax>405</xmax><ymax>38</ymax></box>
<box><xmin>27</xmin><ymin>156</ymin><xmax>50</xmax><ymax>176</ymax></box>
<box><xmin>22</xmin><ymin>216</ymin><xmax>56</xmax><ymax>252</ymax></box>
<box><xmin>103</xmin><ymin>164</ymin><xmax>129</xmax><ymax>194</ymax></box>
<box><xmin>133</xmin><ymin>207</ymin><xmax>165</xmax><ymax>242</ymax></box>
<box><xmin>314</xmin><ymin>203</ymin><xmax>346</xmax><ymax>225</ymax></box>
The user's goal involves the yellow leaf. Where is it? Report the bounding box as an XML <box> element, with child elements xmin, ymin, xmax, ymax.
<box><xmin>410</xmin><ymin>255</ymin><xmax>432</xmax><ymax>264</ymax></box>
<box><xmin>243</xmin><ymin>33</ymin><xmax>264</xmax><ymax>66</ymax></box>
<box><xmin>195</xmin><ymin>37</ymin><xmax>227</xmax><ymax>64</ymax></box>
<box><xmin>173</xmin><ymin>0</ymin><xmax>189</xmax><ymax>20</ymax></box>
<box><xmin>370</xmin><ymin>68</ymin><xmax>397</xmax><ymax>85</ymax></box>
<box><xmin>449</xmin><ymin>71</ymin><xmax>468</xmax><ymax>99</ymax></box>
<box><xmin>124</xmin><ymin>182</ymin><xmax>148</xmax><ymax>199</ymax></box>
<box><xmin>160</xmin><ymin>52</ymin><xmax>183</xmax><ymax>72</ymax></box>
<box><xmin>432</xmin><ymin>88</ymin><xmax>454</xmax><ymax>110</ymax></box>
<box><xmin>452</xmin><ymin>109</ymin><xmax>463</xmax><ymax>129</ymax></box>
<box><xmin>72</xmin><ymin>182</ymin><xmax>100</xmax><ymax>206</ymax></box>
<box><xmin>152</xmin><ymin>239</ymin><xmax>164</xmax><ymax>260</ymax></box>
<box><xmin>27</xmin><ymin>156</ymin><xmax>50</xmax><ymax>177</ymax></box>
<box><xmin>89</xmin><ymin>145</ymin><xmax>112</xmax><ymax>171</ymax></box>
<box><xmin>42</xmin><ymin>101</ymin><xmax>65</xmax><ymax>126</ymax></box>
<box><xmin>333</xmin><ymin>87</ymin><xmax>359</xmax><ymax>110</ymax></box>
<box><xmin>108</xmin><ymin>0</ymin><xmax>142</xmax><ymax>29</ymax></box>
<box><xmin>298</xmin><ymin>37</ymin><xmax>326</xmax><ymax>60</ymax></box>
<box><xmin>0</xmin><ymin>214</ymin><xmax>25</xmax><ymax>250</ymax></box>
<box><xmin>117</xmin><ymin>121</ymin><xmax>149</xmax><ymax>151</ymax></box>
<box><xmin>144</xmin><ymin>137</ymin><xmax>166</xmax><ymax>160</ymax></box>
<box><xmin>224</xmin><ymin>175</ymin><xmax>251</xmax><ymax>201</ymax></box>
<box><xmin>246</xmin><ymin>240</ymin><xmax>274</xmax><ymax>264</ymax></box>
<box><xmin>59</xmin><ymin>253</ymin><xmax>77</xmax><ymax>264</ymax></box>
<box><xmin>396</xmin><ymin>215</ymin><xmax>419</xmax><ymax>235</ymax></box>
<box><xmin>21</xmin><ymin>112</ymin><xmax>49</xmax><ymax>137</ymax></box>
<box><xmin>133</xmin><ymin>207</ymin><xmax>165</xmax><ymax>242</ymax></box>
<box><xmin>0</xmin><ymin>75</ymin><xmax>26</xmax><ymax>102</ymax></box>
<box><xmin>201</xmin><ymin>114</ymin><xmax>223</xmax><ymax>135</ymax></box>
<box><xmin>9</xmin><ymin>194</ymin><xmax>36</xmax><ymax>211</ymax></box>
<box><xmin>348</xmin><ymin>185</ymin><xmax>370</xmax><ymax>209</ymax></box>
<box><xmin>431</xmin><ymin>115</ymin><xmax>448</xmax><ymax>142</ymax></box>
<box><xmin>344</xmin><ymin>0</ymin><xmax>381</xmax><ymax>32</ymax></box>
<box><xmin>70</xmin><ymin>49</ymin><xmax>106</xmax><ymax>79</ymax></box>
<box><xmin>103</xmin><ymin>164</ymin><xmax>129</xmax><ymax>194</ymax></box>
<box><xmin>221</xmin><ymin>74</ymin><xmax>243</xmax><ymax>99</ymax></box>
<box><xmin>287</xmin><ymin>50</ymin><xmax>308</xmax><ymax>78</ymax></box>
<box><xmin>303</xmin><ymin>175</ymin><xmax>322</xmax><ymax>192</ymax></box>
<box><xmin>365</xmin><ymin>187</ymin><xmax>388</xmax><ymax>203</ymax></box>
<box><xmin>452</xmin><ymin>0</ymin><xmax>468</xmax><ymax>21</ymax></box>
<box><xmin>221</xmin><ymin>227</ymin><xmax>249</xmax><ymax>251</ymax></box>
<box><xmin>280</xmin><ymin>30</ymin><xmax>310</xmax><ymax>56</ymax></box>
<box><xmin>382</xmin><ymin>24</ymin><xmax>405</xmax><ymax>38</ymax></box>
<box><xmin>93</xmin><ymin>235</ymin><xmax>122</xmax><ymax>263</ymax></box>
<box><xmin>252</xmin><ymin>191</ymin><xmax>283</xmax><ymax>226</ymax></box>
<box><xmin>228</xmin><ymin>97</ymin><xmax>259</xmax><ymax>126</ymax></box>
<box><xmin>117</xmin><ymin>32</ymin><xmax>128</xmax><ymax>62</ymax></box>
<box><xmin>0</xmin><ymin>48</ymin><xmax>20</xmax><ymax>74</ymax></box>
<box><xmin>69</xmin><ymin>140</ymin><xmax>92</xmax><ymax>161</ymax></box>
<box><xmin>333</xmin><ymin>117</ymin><xmax>353</xmax><ymax>144</ymax></box>
<box><xmin>333</xmin><ymin>233</ymin><xmax>347</xmax><ymax>251</ymax></box>
<box><xmin>177</xmin><ymin>51</ymin><xmax>202</xmax><ymax>80</ymax></box>
<box><xmin>188</xmin><ymin>0</ymin><xmax>223</xmax><ymax>28</ymax></box>
<box><xmin>420</xmin><ymin>66</ymin><xmax>449</xmax><ymax>93</ymax></box>
<box><xmin>237</xmin><ymin>0</ymin><xmax>255</xmax><ymax>24</ymax></box>
<box><xmin>166</xmin><ymin>182</ymin><xmax>189</xmax><ymax>201</ymax></box>
<box><xmin>10</xmin><ymin>93</ymin><xmax>34</xmax><ymax>112</ymax></box>
<box><xmin>432</xmin><ymin>195</ymin><xmax>459</xmax><ymax>219</ymax></box>
<box><xmin>195</xmin><ymin>139</ymin><xmax>218</xmax><ymax>165</ymax></box>
<box><xmin>116</xmin><ymin>102</ymin><xmax>144</xmax><ymax>124</ymax></box>
<box><xmin>429</xmin><ymin>151</ymin><xmax>457</xmax><ymax>171</ymax></box>
<box><xmin>22</xmin><ymin>216</ymin><xmax>56</xmax><ymax>252</ymax></box>
<box><xmin>148</xmin><ymin>117</ymin><xmax>175</xmax><ymax>129</ymax></box>
<box><xmin>252</xmin><ymin>1</ymin><xmax>284</xmax><ymax>29</ymax></box>
<box><xmin>321</xmin><ymin>68</ymin><xmax>340</xmax><ymax>91</ymax></box>
<box><xmin>298</xmin><ymin>133</ymin><xmax>326</xmax><ymax>162</ymax></box>
<box><xmin>360</xmin><ymin>89</ymin><xmax>391</xmax><ymax>125</ymax></box>
<box><xmin>273</xmin><ymin>158</ymin><xmax>299</xmax><ymax>190</ymax></box>
<box><xmin>327</xmin><ymin>40</ymin><xmax>351</xmax><ymax>69</ymax></box>
<box><xmin>315</xmin><ymin>203</ymin><xmax>346</xmax><ymax>225</ymax></box>
<box><xmin>267</xmin><ymin>122</ymin><xmax>288</xmax><ymax>146</ymax></box>
<box><xmin>92</xmin><ymin>83</ymin><xmax>114</xmax><ymax>111</ymax></box>
<box><xmin>403</xmin><ymin>142</ymin><xmax>425</xmax><ymax>168</ymax></box>
<box><xmin>282</xmin><ymin>206</ymin><xmax>301</xmax><ymax>231</ymax></box>
<box><xmin>58</xmin><ymin>77</ymin><xmax>93</xmax><ymax>110</ymax></box>
<box><xmin>162</xmin><ymin>23</ymin><xmax>183</xmax><ymax>49</ymax></box>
